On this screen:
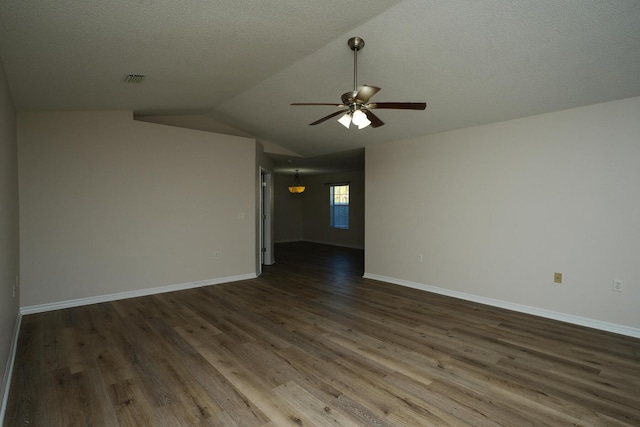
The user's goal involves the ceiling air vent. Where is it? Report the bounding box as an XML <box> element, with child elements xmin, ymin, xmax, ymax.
<box><xmin>122</xmin><ymin>74</ymin><xmax>146</xmax><ymax>84</ymax></box>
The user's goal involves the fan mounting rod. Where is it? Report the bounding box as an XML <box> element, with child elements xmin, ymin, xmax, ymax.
<box><xmin>347</xmin><ymin>37</ymin><xmax>365</xmax><ymax>93</ymax></box>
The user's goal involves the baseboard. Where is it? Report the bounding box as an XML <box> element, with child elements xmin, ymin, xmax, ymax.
<box><xmin>302</xmin><ymin>239</ymin><xmax>364</xmax><ymax>250</ymax></box>
<box><xmin>1</xmin><ymin>312</ymin><xmax>21</xmax><ymax>425</ymax></box>
<box><xmin>20</xmin><ymin>273</ymin><xmax>257</xmax><ymax>315</ymax></box>
<box><xmin>275</xmin><ymin>239</ymin><xmax>364</xmax><ymax>250</ymax></box>
<box><xmin>363</xmin><ymin>273</ymin><xmax>640</xmax><ymax>339</ymax></box>
<box><xmin>274</xmin><ymin>239</ymin><xmax>301</xmax><ymax>244</ymax></box>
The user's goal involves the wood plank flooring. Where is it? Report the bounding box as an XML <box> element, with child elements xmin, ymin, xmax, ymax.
<box><xmin>5</xmin><ymin>242</ymin><xmax>640</xmax><ymax>426</ymax></box>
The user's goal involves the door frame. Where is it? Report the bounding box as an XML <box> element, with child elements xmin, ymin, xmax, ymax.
<box><xmin>258</xmin><ymin>168</ymin><xmax>274</xmax><ymax>275</ymax></box>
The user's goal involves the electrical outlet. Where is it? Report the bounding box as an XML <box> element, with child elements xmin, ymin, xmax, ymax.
<box><xmin>613</xmin><ymin>279</ymin><xmax>623</xmax><ymax>292</ymax></box>
<box><xmin>213</xmin><ymin>251</ymin><xmax>219</xmax><ymax>259</ymax></box>
<box><xmin>417</xmin><ymin>254</ymin><xmax>423</xmax><ymax>263</ymax></box>
<box><xmin>554</xmin><ymin>272</ymin><xmax>562</xmax><ymax>283</ymax></box>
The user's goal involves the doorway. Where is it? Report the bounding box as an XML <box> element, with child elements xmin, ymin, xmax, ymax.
<box><xmin>259</xmin><ymin>168</ymin><xmax>274</xmax><ymax>275</ymax></box>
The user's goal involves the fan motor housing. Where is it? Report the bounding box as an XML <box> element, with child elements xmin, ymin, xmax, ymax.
<box><xmin>341</xmin><ymin>91</ymin><xmax>359</xmax><ymax>105</ymax></box>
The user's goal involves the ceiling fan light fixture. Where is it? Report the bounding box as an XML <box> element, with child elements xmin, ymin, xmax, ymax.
<box><xmin>291</xmin><ymin>36</ymin><xmax>426</xmax><ymax>128</ymax></box>
<box><xmin>337</xmin><ymin>112</ymin><xmax>352</xmax><ymax>128</ymax></box>
<box><xmin>351</xmin><ymin>109</ymin><xmax>371</xmax><ymax>129</ymax></box>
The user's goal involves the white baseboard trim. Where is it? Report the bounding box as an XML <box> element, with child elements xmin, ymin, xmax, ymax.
<box><xmin>274</xmin><ymin>239</ymin><xmax>364</xmax><ymax>250</ymax></box>
<box><xmin>363</xmin><ymin>273</ymin><xmax>640</xmax><ymax>339</ymax></box>
<box><xmin>303</xmin><ymin>239</ymin><xmax>364</xmax><ymax>250</ymax></box>
<box><xmin>274</xmin><ymin>239</ymin><xmax>302</xmax><ymax>244</ymax></box>
<box><xmin>1</xmin><ymin>312</ymin><xmax>21</xmax><ymax>425</ymax></box>
<box><xmin>20</xmin><ymin>273</ymin><xmax>257</xmax><ymax>316</ymax></box>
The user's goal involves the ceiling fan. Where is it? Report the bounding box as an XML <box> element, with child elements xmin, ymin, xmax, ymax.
<box><xmin>291</xmin><ymin>37</ymin><xmax>427</xmax><ymax>129</ymax></box>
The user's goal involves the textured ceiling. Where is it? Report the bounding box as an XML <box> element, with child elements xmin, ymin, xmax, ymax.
<box><xmin>1</xmin><ymin>0</ymin><xmax>639</xmax><ymax>169</ymax></box>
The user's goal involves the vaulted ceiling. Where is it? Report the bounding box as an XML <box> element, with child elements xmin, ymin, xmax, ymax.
<box><xmin>1</xmin><ymin>1</ymin><xmax>639</xmax><ymax>167</ymax></box>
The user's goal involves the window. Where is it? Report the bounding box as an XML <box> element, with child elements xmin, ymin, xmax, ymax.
<box><xmin>330</xmin><ymin>184</ymin><xmax>349</xmax><ymax>229</ymax></box>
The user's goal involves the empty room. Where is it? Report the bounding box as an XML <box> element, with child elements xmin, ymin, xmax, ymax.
<box><xmin>1</xmin><ymin>1</ymin><xmax>639</xmax><ymax>425</ymax></box>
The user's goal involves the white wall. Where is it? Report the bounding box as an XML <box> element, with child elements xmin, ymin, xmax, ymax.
<box><xmin>0</xmin><ymin>59</ymin><xmax>19</xmax><ymax>420</ymax></box>
<box><xmin>0</xmin><ymin>61</ymin><xmax>19</xmax><ymax>423</ymax></box>
<box><xmin>274</xmin><ymin>173</ymin><xmax>304</xmax><ymax>243</ymax></box>
<box><xmin>365</xmin><ymin>97</ymin><xmax>640</xmax><ymax>331</ymax></box>
<box><xmin>18</xmin><ymin>111</ymin><xmax>256</xmax><ymax>308</ymax></box>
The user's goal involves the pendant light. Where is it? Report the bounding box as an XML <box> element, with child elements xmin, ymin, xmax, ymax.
<box><xmin>288</xmin><ymin>170</ymin><xmax>306</xmax><ymax>194</ymax></box>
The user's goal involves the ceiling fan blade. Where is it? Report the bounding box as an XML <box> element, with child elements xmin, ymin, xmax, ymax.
<box><xmin>291</xmin><ymin>103</ymin><xmax>345</xmax><ymax>107</ymax></box>
<box><xmin>355</xmin><ymin>85</ymin><xmax>381</xmax><ymax>103</ymax></box>
<box><xmin>309</xmin><ymin>109</ymin><xmax>349</xmax><ymax>126</ymax></box>
<box><xmin>363</xmin><ymin>109</ymin><xmax>384</xmax><ymax>128</ymax></box>
<box><xmin>366</xmin><ymin>102</ymin><xmax>427</xmax><ymax>110</ymax></box>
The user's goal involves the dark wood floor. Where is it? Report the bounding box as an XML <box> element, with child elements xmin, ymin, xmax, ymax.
<box><xmin>5</xmin><ymin>242</ymin><xmax>640</xmax><ymax>426</ymax></box>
